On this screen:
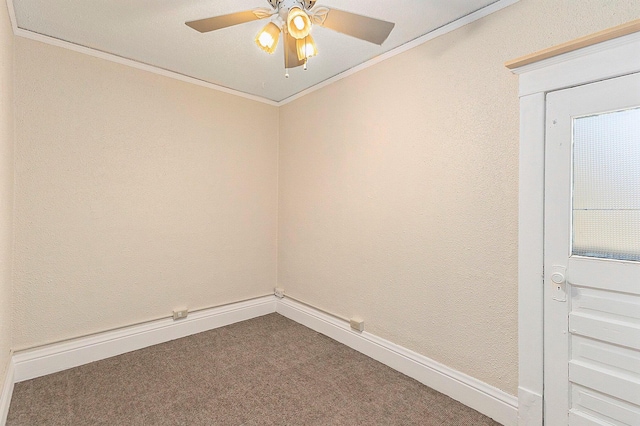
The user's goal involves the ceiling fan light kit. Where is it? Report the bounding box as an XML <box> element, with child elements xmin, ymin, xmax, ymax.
<box><xmin>186</xmin><ymin>0</ymin><xmax>395</xmax><ymax>75</ymax></box>
<box><xmin>296</xmin><ymin>35</ymin><xmax>318</xmax><ymax>61</ymax></box>
<box><xmin>286</xmin><ymin>6</ymin><xmax>312</xmax><ymax>39</ymax></box>
<box><xmin>255</xmin><ymin>21</ymin><xmax>281</xmax><ymax>54</ymax></box>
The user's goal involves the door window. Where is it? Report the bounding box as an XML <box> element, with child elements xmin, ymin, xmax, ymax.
<box><xmin>572</xmin><ymin>107</ymin><xmax>640</xmax><ymax>261</ymax></box>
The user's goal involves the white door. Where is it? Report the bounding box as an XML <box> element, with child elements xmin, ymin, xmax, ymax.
<box><xmin>544</xmin><ymin>72</ymin><xmax>640</xmax><ymax>426</ymax></box>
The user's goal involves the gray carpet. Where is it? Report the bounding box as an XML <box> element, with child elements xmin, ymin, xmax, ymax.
<box><xmin>7</xmin><ymin>313</ymin><xmax>500</xmax><ymax>425</ymax></box>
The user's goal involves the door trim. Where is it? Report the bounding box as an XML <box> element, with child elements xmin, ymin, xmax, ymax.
<box><xmin>508</xmin><ymin>26</ymin><xmax>640</xmax><ymax>426</ymax></box>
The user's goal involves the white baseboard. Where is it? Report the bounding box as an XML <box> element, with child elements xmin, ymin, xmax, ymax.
<box><xmin>7</xmin><ymin>295</ymin><xmax>518</xmax><ymax>426</ymax></box>
<box><xmin>13</xmin><ymin>296</ymin><xmax>276</xmax><ymax>383</ymax></box>
<box><xmin>276</xmin><ymin>297</ymin><xmax>518</xmax><ymax>426</ymax></box>
<box><xmin>0</xmin><ymin>357</ymin><xmax>15</xmax><ymax>426</ymax></box>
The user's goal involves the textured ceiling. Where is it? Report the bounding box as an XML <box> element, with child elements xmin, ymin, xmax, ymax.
<box><xmin>13</xmin><ymin>0</ymin><xmax>503</xmax><ymax>102</ymax></box>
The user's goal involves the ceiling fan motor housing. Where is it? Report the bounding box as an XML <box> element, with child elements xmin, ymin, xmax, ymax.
<box><xmin>269</xmin><ymin>0</ymin><xmax>315</xmax><ymax>14</ymax></box>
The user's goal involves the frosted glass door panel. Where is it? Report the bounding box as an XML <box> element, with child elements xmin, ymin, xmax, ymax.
<box><xmin>572</xmin><ymin>107</ymin><xmax>640</xmax><ymax>261</ymax></box>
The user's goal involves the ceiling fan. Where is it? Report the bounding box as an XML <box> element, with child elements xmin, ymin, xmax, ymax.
<box><xmin>186</xmin><ymin>0</ymin><xmax>395</xmax><ymax>75</ymax></box>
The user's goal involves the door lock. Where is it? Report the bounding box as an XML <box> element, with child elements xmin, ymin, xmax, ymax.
<box><xmin>550</xmin><ymin>265</ymin><xmax>567</xmax><ymax>302</ymax></box>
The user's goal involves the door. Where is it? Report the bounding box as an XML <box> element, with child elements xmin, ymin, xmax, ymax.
<box><xmin>544</xmin><ymin>72</ymin><xmax>640</xmax><ymax>425</ymax></box>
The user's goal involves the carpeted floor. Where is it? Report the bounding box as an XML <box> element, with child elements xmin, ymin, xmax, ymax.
<box><xmin>7</xmin><ymin>313</ymin><xmax>500</xmax><ymax>425</ymax></box>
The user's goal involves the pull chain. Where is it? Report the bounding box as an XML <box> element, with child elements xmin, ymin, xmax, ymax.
<box><xmin>303</xmin><ymin>37</ymin><xmax>308</xmax><ymax>70</ymax></box>
<box><xmin>284</xmin><ymin>27</ymin><xmax>289</xmax><ymax>78</ymax></box>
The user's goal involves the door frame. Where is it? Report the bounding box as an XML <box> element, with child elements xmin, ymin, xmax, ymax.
<box><xmin>507</xmin><ymin>24</ymin><xmax>640</xmax><ymax>425</ymax></box>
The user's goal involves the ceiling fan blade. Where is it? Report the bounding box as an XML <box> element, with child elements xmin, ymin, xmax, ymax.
<box><xmin>284</xmin><ymin>33</ymin><xmax>305</xmax><ymax>69</ymax></box>
<box><xmin>317</xmin><ymin>9</ymin><xmax>395</xmax><ymax>45</ymax></box>
<box><xmin>186</xmin><ymin>11</ymin><xmax>262</xmax><ymax>33</ymax></box>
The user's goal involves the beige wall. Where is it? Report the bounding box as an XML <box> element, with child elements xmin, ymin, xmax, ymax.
<box><xmin>278</xmin><ymin>0</ymin><xmax>640</xmax><ymax>395</ymax></box>
<box><xmin>7</xmin><ymin>0</ymin><xmax>640</xmax><ymax>397</ymax></box>
<box><xmin>12</xmin><ymin>38</ymin><xmax>279</xmax><ymax>350</ymax></box>
<box><xmin>0</xmin><ymin>0</ymin><xmax>14</xmax><ymax>381</ymax></box>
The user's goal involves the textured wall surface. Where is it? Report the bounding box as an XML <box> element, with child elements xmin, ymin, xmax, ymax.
<box><xmin>278</xmin><ymin>0</ymin><xmax>640</xmax><ymax>395</ymax></box>
<box><xmin>0</xmin><ymin>0</ymin><xmax>14</xmax><ymax>380</ymax></box>
<box><xmin>13</xmin><ymin>38</ymin><xmax>279</xmax><ymax>350</ymax></box>
<box><xmin>8</xmin><ymin>0</ymin><xmax>640</xmax><ymax>397</ymax></box>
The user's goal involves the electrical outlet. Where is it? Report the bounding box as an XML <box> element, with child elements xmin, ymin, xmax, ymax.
<box><xmin>350</xmin><ymin>318</ymin><xmax>364</xmax><ymax>332</ymax></box>
<box><xmin>172</xmin><ymin>309</ymin><xmax>188</xmax><ymax>320</ymax></box>
<box><xmin>274</xmin><ymin>287</ymin><xmax>285</xmax><ymax>298</ymax></box>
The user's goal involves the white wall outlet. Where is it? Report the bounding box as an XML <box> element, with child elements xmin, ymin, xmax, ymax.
<box><xmin>350</xmin><ymin>317</ymin><xmax>364</xmax><ymax>332</ymax></box>
<box><xmin>172</xmin><ymin>309</ymin><xmax>188</xmax><ymax>320</ymax></box>
<box><xmin>274</xmin><ymin>287</ymin><xmax>285</xmax><ymax>298</ymax></box>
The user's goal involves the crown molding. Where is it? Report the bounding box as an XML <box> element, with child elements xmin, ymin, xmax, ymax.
<box><xmin>278</xmin><ymin>0</ymin><xmax>521</xmax><ymax>105</ymax></box>
<box><xmin>6</xmin><ymin>0</ymin><xmax>520</xmax><ymax>106</ymax></box>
